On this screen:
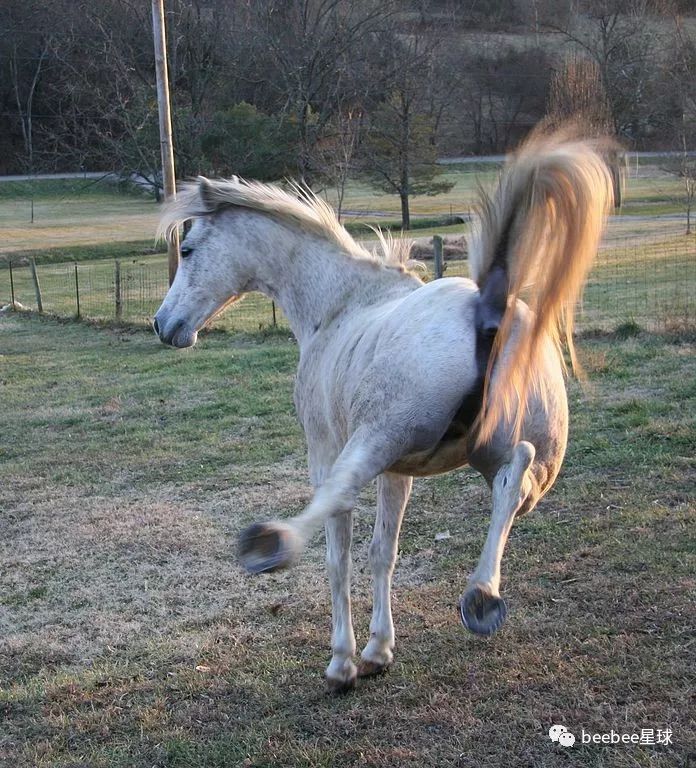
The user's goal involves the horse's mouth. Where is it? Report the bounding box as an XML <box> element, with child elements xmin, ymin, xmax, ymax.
<box><xmin>154</xmin><ymin>295</ymin><xmax>241</xmax><ymax>348</ymax></box>
<box><xmin>168</xmin><ymin>326</ymin><xmax>198</xmax><ymax>348</ymax></box>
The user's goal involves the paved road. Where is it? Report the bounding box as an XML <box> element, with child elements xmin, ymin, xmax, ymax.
<box><xmin>439</xmin><ymin>150</ymin><xmax>696</xmax><ymax>165</ymax></box>
<box><xmin>0</xmin><ymin>171</ymin><xmax>112</xmax><ymax>183</ymax></box>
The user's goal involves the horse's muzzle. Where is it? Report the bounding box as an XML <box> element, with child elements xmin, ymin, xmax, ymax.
<box><xmin>153</xmin><ymin>312</ymin><xmax>197</xmax><ymax>348</ymax></box>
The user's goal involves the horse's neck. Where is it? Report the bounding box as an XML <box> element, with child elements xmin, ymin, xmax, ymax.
<box><xmin>245</xmin><ymin>222</ymin><xmax>411</xmax><ymax>347</ymax></box>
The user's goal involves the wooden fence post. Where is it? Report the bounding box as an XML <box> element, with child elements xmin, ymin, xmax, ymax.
<box><xmin>152</xmin><ymin>0</ymin><xmax>179</xmax><ymax>286</ymax></box>
<box><xmin>115</xmin><ymin>260</ymin><xmax>122</xmax><ymax>319</ymax></box>
<box><xmin>74</xmin><ymin>263</ymin><xmax>81</xmax><ymax>318</ymax></box>
<box><xmin>433</xmin><ymin>235</ymin><xmax>444</xmax><ymax>279</ymax></box>
<box><xmin>9</xmin><ymin>261</ymin><xmax>15</xmax><ymax>308</ymax></box>
<box><xmin>29</xmin><ymin>258</ymin><xmax>43</xmax><ymax>313</ymax></box>
<box><xmin>271</xmin><ymin>300</ymin><xmax>277</xmax><ymax>327</ymax></box>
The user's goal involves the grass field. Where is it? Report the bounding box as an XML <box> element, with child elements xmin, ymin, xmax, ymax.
<box><xmin>0</xmin><ymin>163</ymin><xmax>691</xmax><ymax>262</ymax></box>
<box><xmin>1</xmin><ymin>313</ymin><xmax>694</xmax><ymax>767</ymax></box>
<box><xmin>0</xmin><ymin>180</ymin><xmax>162</xmax><ymax>257</ymax></box>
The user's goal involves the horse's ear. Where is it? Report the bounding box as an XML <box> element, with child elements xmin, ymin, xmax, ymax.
<box><xmin>197</xmin><ymin>176</ymin><xmax>217</xmax><ymax>212</ymax></box>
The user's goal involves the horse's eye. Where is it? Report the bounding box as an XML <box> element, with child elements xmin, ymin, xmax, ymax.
<box><xmin>180</xmin><ymin>245</ymin><xmax>193</xmax><ymax>259</ymax></box>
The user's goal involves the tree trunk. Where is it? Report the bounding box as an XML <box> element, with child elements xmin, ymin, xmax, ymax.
<box><xmin>400</xmin><ymin>97</ymin><xmax>411</xmax><ymax>231</ymax></box>
<box><xmin>400</xmin><ymin>192</ymin><xmax>411</xmax><ymax>231</ymax></box>
<box><xmin>11</xmin><ymin>41</ymin><xmax>49</xmax><ymax>174</ymax></box>
<box><xmin>298</xmin><ymin>100</ymin><xmax>313</xmax><ymax>186</ymax></box>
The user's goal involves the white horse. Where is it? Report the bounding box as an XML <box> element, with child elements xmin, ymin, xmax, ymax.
<box><xmin>153</xmin><ymin>128</ymin><xmax>613</xmax><ymax>693</ymax></box>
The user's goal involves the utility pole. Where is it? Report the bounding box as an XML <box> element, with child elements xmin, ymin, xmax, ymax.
<box><xmin>152</xmin><ymin>0</ymin><xmax>179</xmax><ymax>285</ymax></box>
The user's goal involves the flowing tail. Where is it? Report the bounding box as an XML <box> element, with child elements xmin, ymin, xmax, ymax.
<box><xmin>469</xmin><ymin>126</ymin><xmax>616</xmax><ymax>446</ymax></box>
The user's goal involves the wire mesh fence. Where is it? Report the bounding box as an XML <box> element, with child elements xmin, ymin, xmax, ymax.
<box><xmin>1</xmin><ymin>223</ymin><xmax>695</xmax><ymax>334</ymax></box>
<box><xmin>437</xmin><ymin>226</ymin><xmax>696</xmax><ymax>332</ymax></box>
<box><xmin>0</xmin><ymin>256</ymin><xmax>288</xmax><ymax>334</ymax></box>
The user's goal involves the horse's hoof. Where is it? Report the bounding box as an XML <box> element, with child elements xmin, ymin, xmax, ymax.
<box><xmin>459</xmin><ymin>586</ymin><xmax>507</xmax><ymax>636</ymax></box>
<box><xmin>326</xmin><ymin>674</ymin><xmax>356</xmax><ymax>695</ymax></box>
<box><xmin>238</xmin><ymin>522</ymin><xmax>299</xmax><ymax>574</ymax></box>
<box><xmin>357</xmin><ymin>659</ymin><xmax>390</xmax><ymax>678</ymax></box>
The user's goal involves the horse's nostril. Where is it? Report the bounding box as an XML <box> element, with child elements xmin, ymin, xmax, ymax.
<box><xmin>153</xmin><ymin>317</ymin><xmax>160</xmax><ymax>335</ymax></box>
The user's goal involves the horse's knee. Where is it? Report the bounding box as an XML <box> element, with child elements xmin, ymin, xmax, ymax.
<box><xmin>512</xmin><ymin>440</ymin><xmax>535</xmax><ymax>475</ymax></box>
<box><xmin>492</xmin><ymin>441</ymin><xmax>540</xmax><ymax>513</ymax></box>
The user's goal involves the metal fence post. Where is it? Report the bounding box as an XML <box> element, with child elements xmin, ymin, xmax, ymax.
<box><xmin>9</xmin><ymin>261</ymin><xmax>15</xmax><ymax>308</ymax></box>
<box><xmin>115</xmin><ymin>260</ymin><xmax>122</xmax><ymax>319</ymax></box>
<box><xmin>74</xmin><ymin>263</ymin><xmax>80</xmax><ymax>318</ymax></box>
<box><xmin>29</xmin><ymin>258</ymin><xmax>43</xmax><ymax>313</ymax></box>
<box><xmin>271</xmin><ymin>300</ymin><xmax>277</xmax><ymax>327</ymax></box>
<box><xmin>433</xmin><ymin>235</ymin><xmax>444</xmax><ymax>279</ymax></box>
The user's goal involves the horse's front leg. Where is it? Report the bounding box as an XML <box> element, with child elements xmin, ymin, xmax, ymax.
<box><xmin>238</xmin><ymin>429</ymin><xmax>402</xmax><ymax>573</ymax></box>
<box><xmin>238</xmin><ymin>430</ymin><xmax>407</xmax><ymax>691</ymax></box>
<box><xmin>358</xmin><ymin>472</ymin><xmax>412</xmax><ymax>678</ymax></box>
<box><xmin>460</xmin><ymin>441</ymin><xmax>537</xmax><ymax>636</ymax></box>
<box><xmin>324</xmin><ymin>512</ymin><xmax>357</xmax><ymax>692</ymax></box>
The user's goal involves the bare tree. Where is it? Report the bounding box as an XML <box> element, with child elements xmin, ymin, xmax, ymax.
<box><xmin>668</xmin><ymin>12</ymin><xmax>696</xmax><ymax>234</ymax></box>
<box><xmin>668</xmin><ymin>10</ymin><xmax>696</xmax><ymax>137</ymax></box>
<box><xmin>546</xmin><ymin>54</ymin><xmax>624</xmax><ymax>205</ymax></box>
<box><xmin>40</xmin><ymin>4</ymin><xmax>162</xmax><ymax>187</ymax></box>
<box><xmin>359</xmin><ymin>32</ymin><xmax>454</xmax><ymax>230</ymax></box>
<box><xmin>9</xmin><ymin>39</ymin><xmax>49</xmax><ymax>177</ymax></box>
<box><xmin>0</xmin><ymin>0</ymin><xmax>690</xmax><ymax>182</ymax></box>
<box><xmin>547</xmin><ymin>0</ymin><xmax>667</xmax><ymax>143</ymax></box>
<box><xmin>447</xmin><ymin>40</ymin><xmax>552</xmax><ymax>154</ymax></box>
<box><xmin>0</xmin><ymin>0</ymin><xmax>59</xmax><ymax>175</ymax></box>
<box><xmin>166</xmin><ymin>0</ymin><xmax>228</xmax><ymax>118</ymax></box>
<box><xmin>679</xmin><ymin>148</ymin><xmax>696</xmax><ymax>235</ymax></box>
<box><xmin>315</xmin><ymin>107</ymin><xmax>364</xmax><ymax>220</ymax></box>
<box><xmin>242</xmin><ymin>0</ymin><xmax>392</xmax><ymax>184</ymax></box>
<box><xmin>547</xmin><ymin>55</ymin><xmax>613</xmax><ymax>134</ymax></box>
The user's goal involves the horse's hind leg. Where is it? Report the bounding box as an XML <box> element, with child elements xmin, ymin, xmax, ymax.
<box><xmin>460</xmin><ymin>441</ymin><xmax>537</xmax><ymax>636</ymax></box>
<box><xmin>358</xmin><ymin>472</ymin><xmax>412</xmax><ymax>678</ymax></box>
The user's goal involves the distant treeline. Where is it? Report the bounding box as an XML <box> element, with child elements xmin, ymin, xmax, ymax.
<box><xmin>1</xmin><ymin>0</ymin><xmax>694</xmax><ymax>215</ymax></box>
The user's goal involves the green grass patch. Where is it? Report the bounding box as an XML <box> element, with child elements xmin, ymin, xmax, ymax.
<box><xmin>619</xmin><ymin>201</ymin><xmax>686</xmax><ymax>216</ymax></box>
<box><xmin>0</xmin><ymin>239</ymin><xmax>166</xmax><ymax>266</ymax></box>
<box><xmin>614</xmin><ymin>320</ymin><xmax>643</xmax><ymax>339</ymax></box>
<box><xmin>345</xmin><ymin>214</ymin><xmax>468</xmax><ymax>236</ymax></box>
<box><xmin>0</xmin><ymin>177</ymin><xmax>150</xmax><ymax>201</ymax></box>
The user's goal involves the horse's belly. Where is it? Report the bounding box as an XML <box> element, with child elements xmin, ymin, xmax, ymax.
<box><xmin>389</xmin><ymin>437</ymin><xmax>469</xmax><ymax>477</ymax></box>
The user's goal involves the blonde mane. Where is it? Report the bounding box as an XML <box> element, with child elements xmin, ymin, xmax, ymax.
<box><xmin>158</xmin><ymin>176</ymin><xmax>413</xmax><ymax>271</ymax></box>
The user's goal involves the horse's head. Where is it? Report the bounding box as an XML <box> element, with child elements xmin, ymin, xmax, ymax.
<box><xmin>153</xmin><ymin>179</ymin><xmax>253</xmax><ymax>348</ymax></box>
